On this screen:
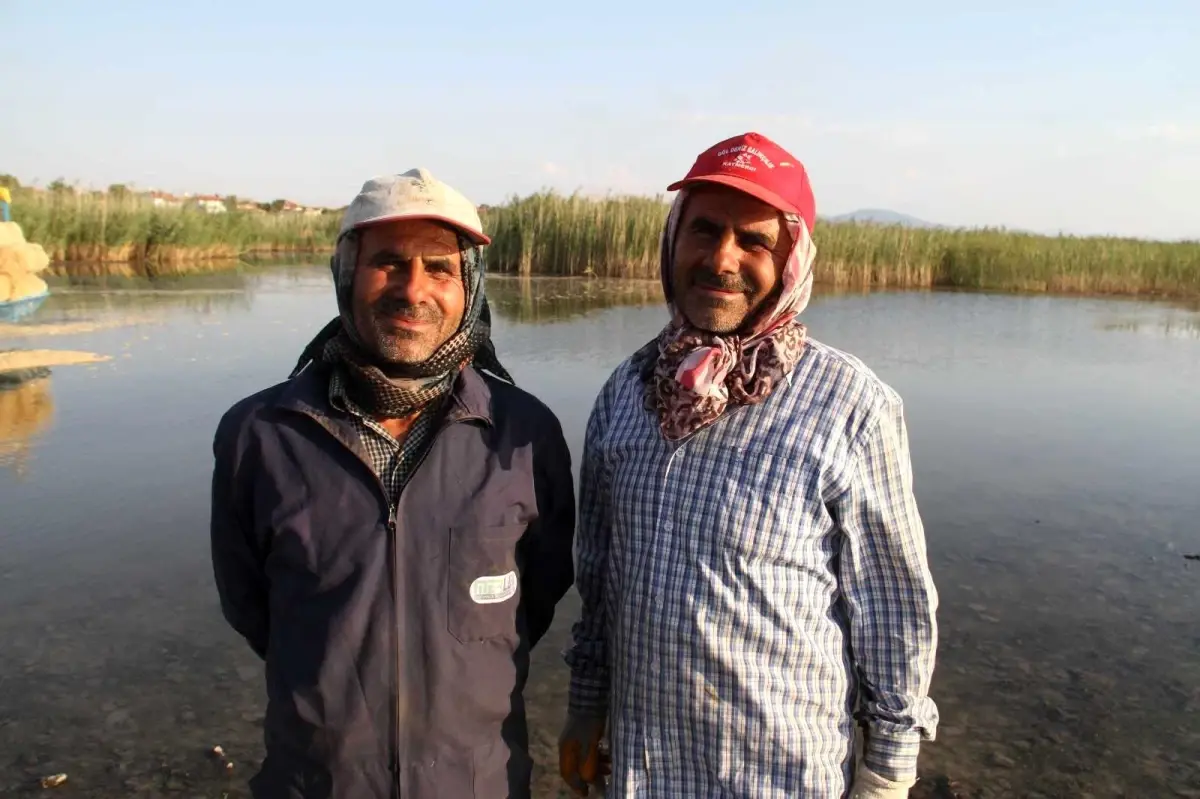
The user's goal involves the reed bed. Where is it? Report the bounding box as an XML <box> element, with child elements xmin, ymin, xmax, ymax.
<box><xmin>481</xmin><ymin>193</ymin><xmax>666</xmax><ymax>278</ymax></box>
<box><xmin>12</xmin><ymin>186</ymin><xmax>1199</xmax><ymax>298</ymax></box>
<box><xmin>10</xmin><ymin>188</ymin><xmax>338</xmax><ymax>264</ymax></box>
<box><xmin>482</xmin><ymin>192</ymin><xmax>1200</xmax><ymax>298</ymax></box>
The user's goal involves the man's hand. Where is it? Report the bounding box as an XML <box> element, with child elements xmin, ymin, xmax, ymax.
<box><xmin>849</xmin><ymin>762</ymin><xmax>917</xmax><ymax>799</ymax></box>
<box><xmin>558</xmin><ymin>713</ymin><xmax>609</xmax><ymax>796</ymax></box>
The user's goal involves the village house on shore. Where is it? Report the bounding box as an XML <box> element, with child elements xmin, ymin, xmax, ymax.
<box><xmin>0</xmin><ymin>176</ymin><xmax>339</xmax><ymax>219</ymax></box>
<box><xmin>145</xmin><ymin>189</ymin><xmax>328</xmax><ymax>215</ymax></box>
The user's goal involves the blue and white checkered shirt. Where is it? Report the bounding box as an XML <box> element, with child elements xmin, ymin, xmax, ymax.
<box><xmin>564</xmin><ymin>338</ymin><xmax>939</xmax><ymax>798</ymax></box>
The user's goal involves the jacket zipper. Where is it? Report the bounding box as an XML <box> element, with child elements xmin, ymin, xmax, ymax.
<box><xmin>289</xmin><ymin>408</ymin><xmax>405</xmax><ymax>791</ymax></box>
<box><xmin>388</xmin><ymin>509</ymin><xmax>403</xmax><ymax>797</ymax></box>
<box><xmin>388</xmin><ymin>412</ymin><xmax>485</xmax><ymax>794</ymax></box>
<box><xmin>292</xmin><ymin>406</ymin><xmax>487</xmax><ymax>795</ymax></box>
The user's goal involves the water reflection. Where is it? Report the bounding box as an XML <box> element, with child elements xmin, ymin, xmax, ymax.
<box><xmin>0</xmin><ymin>367</ymin><xmax>54</xmax><ymax>478</ymax></box>
<box><xmin>485</xmin><ymin>275</ymin><xmax>878</xmax><ymax>324</ymax></box>
<box><xmin>46</xmin><ymin>259</ymin><xmax>244</xmax><ymax>281</ymax></box>
<box><xmin>1100</xmin><ymin>314</ymin><xmax>1200</xmax><ymax>339</ymax></box>
<box><xmin>487</xmin><ymin>275</ymin><xmax>662</xmax><ymax>323</ymax></box>
<box><xmin>0</xmin><ymin>266</ymin><xmax>1198</xmax><ymax>797</ymax></box>
<box><xmin>35</xmin><ymin>262</ymin><xmax>885</xmax><ymax>327</ymax></box>
<box><xmin>42</xmin><ymin>271</ymin><xmax>253</xmax><ymax>319</ymax></box>
<box><xmin>37</xmin><ymin>258</ymin><xmax>340</xmax><ymax>321</ymax></box>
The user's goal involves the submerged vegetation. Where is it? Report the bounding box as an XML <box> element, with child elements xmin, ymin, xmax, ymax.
<box><xmin>480</xmin><ymin>193</ymin><xmax>1200</xmax><ymax>298</ymax></box>
<box><xmin>486</xmin><ymin>275</ymin><xmax>665</xmax><ymax>323</ymax></box>
<box><xmin>8</xmin><ymin>179</ymin><xmax>1198</xmax><ymax>298</ymax></box>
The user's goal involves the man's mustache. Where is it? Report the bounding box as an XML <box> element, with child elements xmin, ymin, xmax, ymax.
<box><xmin>691</xmin><ymin>269</ymin><xmax>751</xmax><ymax>293</ymax></box>
<box><xmin>372</xmin><ymin>295</ymin><xmax>442</xmax><ymax>324</ymax></box>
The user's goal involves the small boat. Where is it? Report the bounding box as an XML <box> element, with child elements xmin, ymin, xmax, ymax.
<box><xmin>1</xmin><ymin>221</ymin><xmax>53</xmax><ymax>324</ymax></box>
<box><xmin>0</xmin><ymin>289</ymin><xmax>50</xmax><ymax>324</ymax></box>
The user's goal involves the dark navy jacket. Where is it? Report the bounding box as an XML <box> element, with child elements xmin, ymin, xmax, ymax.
<box><xmin>209</xmin><ymin>363</ymin><xmax>576</xmax><ymax>798</ymax></box>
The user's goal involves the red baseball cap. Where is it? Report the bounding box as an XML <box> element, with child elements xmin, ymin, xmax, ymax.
<box><xmin>666</xmin><ymin>131</ymin><xmax>816</xmax><ymax>233</ymax></box>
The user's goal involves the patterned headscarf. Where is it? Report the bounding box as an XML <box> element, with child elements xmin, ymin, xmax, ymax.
<box><xmin>291</xmin><ymin>227</ymin><xmax>512</xmax><ymax>417</ymax></box>
<box><xmin>634</xmin><ymin>189</ymin><xmax>817</xmax><ymax>441</ymax></box>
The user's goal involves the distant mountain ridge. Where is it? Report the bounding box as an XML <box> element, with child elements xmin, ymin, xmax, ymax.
<box><xmin>823</xmin><ymin>208</ymin><xmax>942</xmax><ymax>228</ymax></box>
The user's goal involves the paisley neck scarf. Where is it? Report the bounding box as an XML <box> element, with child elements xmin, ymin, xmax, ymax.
<box><xmin>634</xmin><ymin>190</ymin><xmax>817</xmax><ymax>441</ymax></box>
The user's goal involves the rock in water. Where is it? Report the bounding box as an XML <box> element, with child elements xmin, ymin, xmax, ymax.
<box><xmin>40</xmin><ymin>773</ymin><xmax>68</xmax><ymax>788</ymax></box>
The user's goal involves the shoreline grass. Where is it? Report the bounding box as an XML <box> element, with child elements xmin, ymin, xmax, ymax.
<box><xmin>11</xmin><ymin>186</ymin><xmax>1199</xmax><ymax>299</ymax></box>
<box><xmin>481</xmin><ymin>193</ymin><xmax>1200</xmax><ymax>298</ymax></box>
<box><xmin>9</xmin><ymin>186</ymin><xmax>339</xmax><ymax>264</ymax></box>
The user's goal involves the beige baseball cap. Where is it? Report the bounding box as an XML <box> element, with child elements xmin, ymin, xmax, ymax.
<box><xmin>339</xmin><ymin>167</ymin><xmax>490</xmax><ymax>245</ymax></box>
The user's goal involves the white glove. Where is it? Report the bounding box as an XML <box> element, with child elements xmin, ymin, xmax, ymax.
<box><xmin>848</xmin><ymin>762</ymin><xmax>917</xmax><ymax>799</ymax></box>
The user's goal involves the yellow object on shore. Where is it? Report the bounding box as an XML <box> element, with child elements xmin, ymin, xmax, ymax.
<box><xmin>0</xmin><ymin>220</ymin><xmax>25</xmax><ymax>248</ymax></box>
<box><xmin>0</xmin><ymin>222</ymin><xmax>50</xmax><ymax>304</ymax></box>
<box><xmin>0</xmin><ymin>241</ymin><xmax>50</xmax><ymax>274</ymax></box>
<box><xmin>0</xmin><ymin>186</ymin><xmax>11</xmax><ymax>204</ymax></box>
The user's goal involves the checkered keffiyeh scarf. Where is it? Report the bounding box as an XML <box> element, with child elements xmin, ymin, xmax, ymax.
<box><xmin>291</xmin><ymin>230</ymin><xmax>512</xmax><ymax>417</ymax></box>
<box><xmin>634</xmin><ymin>189</ymin><xmax>817</xmax><ymax>442</ymax></box>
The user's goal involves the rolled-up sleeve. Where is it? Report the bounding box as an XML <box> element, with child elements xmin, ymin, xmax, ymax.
<box><xmin>830</xmin><ymin>391</ymin><xmax>939</xmax><ymax>781</ymax></box>
<box><xmin>562</xmin><ymin>377</ymin><xmax>615</xmax><ymax>719</ymax></box>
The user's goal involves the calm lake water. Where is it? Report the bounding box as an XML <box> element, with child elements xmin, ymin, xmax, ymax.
<box><xmin>1</xmin><ymin>265</ymin><xmax>1198</xmax><ymax>798</ymax></box>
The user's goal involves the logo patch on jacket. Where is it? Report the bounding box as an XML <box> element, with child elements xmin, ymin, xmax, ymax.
<box><xmin>469</xmin><ymin>571</ymin><xmax>518</xmax><ymax>604</ymax></box>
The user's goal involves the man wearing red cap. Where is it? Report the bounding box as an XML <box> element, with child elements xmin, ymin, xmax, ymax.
<box><xmin>559</xmin><ymin>134</ymin><xmax>939</xmax><ymax>798</ymax></box>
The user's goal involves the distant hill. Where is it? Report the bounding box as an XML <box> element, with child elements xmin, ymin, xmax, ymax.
<box><xmin>823</xmin><ymin>208</ymin><xmax>942</xmax><ymax>228</ymax></box>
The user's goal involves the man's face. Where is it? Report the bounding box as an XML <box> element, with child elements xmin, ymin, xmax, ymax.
<box><xmin>670</xmin><ymin>186</ymin><xmax>792</xmax><ymax>334</ymax></box>
<box><xmin>351</xmin><ymin>219</ymin><xmax>466</xmax><ymax>364</ymax></box>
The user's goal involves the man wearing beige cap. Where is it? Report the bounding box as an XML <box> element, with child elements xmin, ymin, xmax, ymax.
<box><xmin>211</xmin><ymin>168</ymin><xmax>576</xmax><ymax>798</ymax></box>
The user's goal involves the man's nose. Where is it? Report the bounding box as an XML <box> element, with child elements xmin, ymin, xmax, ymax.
<box><xmin>390</xmin><ymin>260</ymin><xmax>432</xmax><ymax>305</ymax></box>
<box><xmin>706</xmin><ymin>230</ymin><xmax>740</xmax><ymax>274</ymax></box>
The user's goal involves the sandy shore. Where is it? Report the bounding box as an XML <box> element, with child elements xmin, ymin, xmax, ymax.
<box><xmin>0</xmin><ymin>349</ymin><xmax>110</xmax><ymax>372</ymax></box>
<box><xmin>0</xmin><ymin>315</ymin><xmax>160</xmax><ymax>340</ymax></box>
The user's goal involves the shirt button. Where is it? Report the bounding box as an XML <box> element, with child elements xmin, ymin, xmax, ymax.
<box><xmin>663</xmin><ymin>523</ymin><xmax>673</xmax><ymax>533</ymax></box>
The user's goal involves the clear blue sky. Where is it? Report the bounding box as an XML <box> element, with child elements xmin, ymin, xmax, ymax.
<box><xmin>3</xmin><ymin>0</ymin><xmax>1197</xmax><ymax>239</ymax></box>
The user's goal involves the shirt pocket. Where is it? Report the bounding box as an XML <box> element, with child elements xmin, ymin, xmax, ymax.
<box><xmin>709</xmin><ymin>445</ymin><xmax>821</xmax><ymax>565</ymax></box>
<box><xmin>446</xmin><ymin>523</ymin><xmax>526</xmax><ymax>644</ymax></box>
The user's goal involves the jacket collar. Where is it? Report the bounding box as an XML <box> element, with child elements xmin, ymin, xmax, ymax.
<box><xmin>277</xmin><ymin>362</ymin><xmax>495</xmax><ymax>426</ymax></box>
<box><xmin>445</xmin><ymin>364</ymin><xmax>495</xmax><ymax>425</ymax></box>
